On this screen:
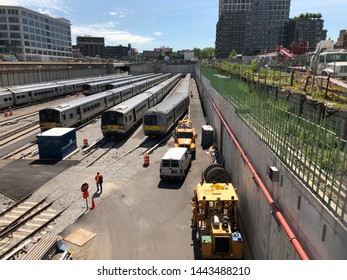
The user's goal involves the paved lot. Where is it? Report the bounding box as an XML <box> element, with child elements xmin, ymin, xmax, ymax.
<box><xmin>0</xmin><ymin>159</ymin><xmax>77</xmax><ymax>200</ymax></box>
<box><xmin>60</xmin><ymin>79</ymin><xmax>213</xmax><ymax>259</ymax></box>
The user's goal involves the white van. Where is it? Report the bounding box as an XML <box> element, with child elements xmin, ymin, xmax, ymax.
<box><xmin>160</xmin><ymin>147</ymin><xmax>191</xmax><ymax>180</ymax></box>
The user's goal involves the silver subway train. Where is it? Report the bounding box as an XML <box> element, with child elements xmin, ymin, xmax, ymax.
<box><xmin>0</xmin><ymin>73</ymin><xmax>154</xmax><ymax>110</ymax></box>
<box><xmin>142</xmin><ymin>73</ymin><xmax>191</xmax><ymax>137</ymax></box>
<box><xmin>38</xmin><ymin>73</ymin><xmax>171</xmax><ymax>131</ymax></box>
<box><xmin>101</xmin><ymin>73</ymin><xmax>182</xmax><ymax>137</ymax></box>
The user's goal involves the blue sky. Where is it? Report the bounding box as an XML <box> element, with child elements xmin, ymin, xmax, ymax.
<box><xmin>1</xmin><ymin>0</ymin><xmax>345</xmax><ymax>52</ymax></box>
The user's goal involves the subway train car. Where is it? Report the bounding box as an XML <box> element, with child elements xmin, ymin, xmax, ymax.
<box><xmin>142</xmin><ymin>73</ymin><xmax>191</xmax><ymax>137</ymax></box>
<box><xmin>0</xmin><ymin>88</ymin><xmax>13</xmax><ymax>110</ymax></box>
<box><xmin>9</xmin><ymin>82</ymin><xmax>66</xmax><ymax>106</ymax></box>
<box><xmin>39</xmin><ymin>73</ymin><xmax>172</xmax><ymax>131</ymax></box>
<box><xmin>55</xmin><ymin>78</ymin><xmax>88</xmax><ymax>94</ymax></box>
<box><xmin>105</xmin><ymin>73</ymin><xmax>160</xmax><ymax>90</ymax></box>
<box><xmin>81</xmin><ymin>75</ymin><xmax>131</xmax><ymax>95</ymax></box>
<box><xmin>101</xmin><ymin>73</ymin><xmax>182</xmax><ymax>137</ymax></box>
<box><xmin>0</xmin><ymin>74</ymin><xmax>136</xmax><ymax>110</ymax></box>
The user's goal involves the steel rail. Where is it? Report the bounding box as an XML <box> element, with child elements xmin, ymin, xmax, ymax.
<box><xmin>0</xmin><ymin>196</ymin><xmax>48</xmax><ymax>233</ymax></box>
<box><xmin>0</xmin><ymin>207</ymin><xmax>68</xmax><ymax>260</ymax></box>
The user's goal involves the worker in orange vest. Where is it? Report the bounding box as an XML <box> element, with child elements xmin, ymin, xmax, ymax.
<box><xmin>95</xmin><ymin>172</ymin><xmax>103</xmax><ymax>193</ymax></box>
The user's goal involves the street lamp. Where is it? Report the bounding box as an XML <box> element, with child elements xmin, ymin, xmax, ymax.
<box><xmin>37</xmin><ymin>65</ymin><xmax>43</xmax><ymax>83</ymax></box>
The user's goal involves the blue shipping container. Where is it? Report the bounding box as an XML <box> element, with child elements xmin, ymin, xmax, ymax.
<box><xmin>37</xmin><ymin>128</ymin><xmax>77</xmax><ymax>160</ymax></box>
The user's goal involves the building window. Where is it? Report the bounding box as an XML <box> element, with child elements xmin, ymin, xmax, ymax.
<box><xmin>8</xmin><ymin>25</ymin><xmax>20</xmax><ymax>31</ymax></box>
<box><xmin>7</xmin><ymin>9</ymin><xmax>18</xmax><ymax>15</ymax></box>
<box><xmin>9</xmin><ymin>17</ymin><xmax>19</xmax><ymax>23</ymax></box>
<box><xmin>10</xmin><ymin>33</ymin><xmax>21</xmax><ymax>38</ymax></box>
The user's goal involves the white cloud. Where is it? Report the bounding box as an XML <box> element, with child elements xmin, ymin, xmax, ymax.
<box><xmin>0</xmin><ymin>0</ymin><xmax>71</xmax><ymax>15</ymax></box>
<box><xmin>72</xmin><ymin>22</ymin><xmax>154</xmax><ymax>46</ymax></box>
<box><xmin>154</xmin><ymin>32</ymin><xmax>163</xmax><ymax>36</ymax></box>
<box><xmin>109</xmin><ymin>9</ymin><xmax>134</xmax><ymax>18</ymax></box>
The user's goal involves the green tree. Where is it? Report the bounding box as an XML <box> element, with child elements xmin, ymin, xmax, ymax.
<box><xmin>201</xmin><ymin>47</ymin><xmax>215</xmax><ymax>59</ymax></box>
<box><xmin>228</xmin><ymin>49</ymin><xmax>238</xmax><ymax>58</ymax></box>
<box><xmin>193</xmin><ymin>48</ymin><xmax>202</xmax><ymax>59</ymax></box>
<box><xmin>165</xmin><ymin>51</ymin><xmax>181</xmax><ymax>60</ymax></box>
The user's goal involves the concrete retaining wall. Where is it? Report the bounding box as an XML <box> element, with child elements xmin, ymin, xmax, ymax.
<box><xmin>196</xmin><ymin>67</ymin><xmax>347</xmax><ymax>260</ymax></box>
<box><xmin>0</xmin><ymin>62</ymin><xmax>196</xmax><ymax>87</ymax></box>
<box><xmin>130</xmin><ymin>63</ymin><xmax>196</xmax><ymax>77</ymax></box>
<box><xmin>0</xmin><ymin>62</ymin><xmax>113</xmax><ymax>86</ymax></box>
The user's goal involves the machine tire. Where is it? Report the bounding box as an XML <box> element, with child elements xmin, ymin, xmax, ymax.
<box><xmin>204</xmin><ymin>164</ymin><xmax>231</xmax><ymax>183</ymax></box>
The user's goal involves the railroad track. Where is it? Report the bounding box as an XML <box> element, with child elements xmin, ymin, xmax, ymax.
<box><xmin>74</xmin><ymin>124</ymin><xmax>168</xmax><ymax>168</ymax></box>
<box><xmin>1</xmin><ymin>142</ymin><xmax>38</xmax><ymax>160</ymax></box>
<box><xmin>0</xmin><ymin>124</ymin><xmax>40</xmax><ymax>150</ymax></box>
<box><xmin>0</xmin><ymin>194</ymin><xmax>68</xmax><ymax>260</ymax></box>
<box><xmin>0</xmin><ymin>112</ymin><xmax>39</xmax><ymax>127</ymax></box>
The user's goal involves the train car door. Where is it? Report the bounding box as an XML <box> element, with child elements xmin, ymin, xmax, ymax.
<box><xmin>28</xmin><ymin>91</ymin><xmax>33</xmax><ymax>103</ymax></box>
<box><xmin>133</xmin><ymin>108</ymin><xmax>136</xmax><ymax>123</ymax></box>
<box><xmin>77</xmin><ymin>107</ymin><xmax>81</xmax><ymax>120</ymax></box>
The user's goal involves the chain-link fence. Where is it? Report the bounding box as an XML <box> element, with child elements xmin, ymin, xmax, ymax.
<box><xmin>200</xmin><ymin>65</ymin><xmax>347</xmax><ymax>225</ymax></box>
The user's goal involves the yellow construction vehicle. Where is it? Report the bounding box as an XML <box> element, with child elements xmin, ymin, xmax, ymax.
<box><xmin>191</xmin><ymin>164</ymin><xmax>243</xmax><ymax>259</ymax></box>
<box><xmin>173</xmin><ymin>119</ymin><xmax>197</xmax><ymax>159</ymax></box>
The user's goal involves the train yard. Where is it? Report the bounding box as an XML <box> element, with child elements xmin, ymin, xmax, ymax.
<box><xmin>0</xmin><ymin>72</ymin><xmax>239</xmax><ymax>260</ymax></box>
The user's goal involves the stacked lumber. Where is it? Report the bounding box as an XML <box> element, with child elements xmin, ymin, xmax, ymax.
<box><xmin>19</xmin><ymin>235</ymin><xmax>62</xmax><ymax>260</ymax></box>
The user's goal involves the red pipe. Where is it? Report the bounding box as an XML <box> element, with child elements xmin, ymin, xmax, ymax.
<box><xmin>204</xmin><ymin>88</ymin><xmax>309</xmax><ymax>260</ymax></box>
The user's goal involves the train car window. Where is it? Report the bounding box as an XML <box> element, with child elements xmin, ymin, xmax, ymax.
<box><xmin>129</xmin><ymin>116</ymin><xmax>132</xmax><ymax>121</ymax></box>
<box><xmin>144</xmin><ymin>115</ymin><xmax>156</xmax><ymax>125</ymax></box>
<box><xmin>63</xmin><ymin>114</ymin><xmax>66</xmax><ymax>120</ymax></box>
<box><xmin>17</xmin><ymin>96</ymin><xmax>21</xmax><ymax>99</ymax></box>
<box><xmin>116</xmin><ymin>116</ymin><xmax>123</xmax><ymax>125</ymax></box>
<box><xmin>69</xmin><ymin>113</ymin><xmax>73</xmax><ymax>119</ymax></box>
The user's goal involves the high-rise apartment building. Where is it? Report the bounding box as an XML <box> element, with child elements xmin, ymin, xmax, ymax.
<box><xmin>0</xmin><ymin>5</ymin><xmax>72</xmax><ymax>61</ymax></box>
<box><xmin>284</xmin><ymin>16</ymin><xmax>327</xmax><ymax>52</ymax></box>
<box><xmin>215</xmin><ymin>0</ymin><xmax>291</xmax><ymax>58</ymax></box>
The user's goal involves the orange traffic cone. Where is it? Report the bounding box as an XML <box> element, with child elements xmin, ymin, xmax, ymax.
<box><xmin>91</xmin><ymin>198</ymin><xmax>96</xmax><ymax>209</ymax></box>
